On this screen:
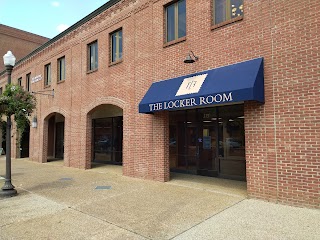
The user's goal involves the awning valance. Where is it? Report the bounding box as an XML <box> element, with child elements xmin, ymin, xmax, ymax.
<box><xmin>139</xmin><ymin>58</ymin><xmax>264</xmax><ymax>114</ymax></box>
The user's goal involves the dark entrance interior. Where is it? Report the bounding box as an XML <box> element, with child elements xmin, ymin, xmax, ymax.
<box><xmin>47</xmin><ymin>113</ymin><xmax>65</xmax><ymax>161</ymax></box>
<box><xmin>91</xmin><ymin>104</ymin><xmax>123</xmax><ymax>165</ymax></box>
<box><xmin>20</xmin><ymin>123</ymin><xmax>30</xmax><ymax>158</ymax></box>
<box><xmin>1</xmin><ymin>121</ymin><xmax>6</xmax><ymax>154</ymax></box>
<box><xmin>55</xmin><ymin>122</ymin><xmax>64</xmax><ymax>159</ymax></box>
<box><xmin>169</xmin><ymin>104</ymin><xmax>246</xmax><ymax>181</ymax></box>
<box><xmin>92</xmin><ymin>117</ymin><xmax>123</xmax><ymax>164</ymax></box>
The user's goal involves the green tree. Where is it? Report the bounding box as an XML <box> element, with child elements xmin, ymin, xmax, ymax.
<box><xmin>0</xmin><ymin>84</ymin><xmax>36</xmax><ymax>139</ymax></box>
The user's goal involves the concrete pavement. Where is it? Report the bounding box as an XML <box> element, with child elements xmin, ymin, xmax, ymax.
<box><xmin>0</xmin><ymin>157</ymin><xmax>319</xmax><ymax>240</ymax></box>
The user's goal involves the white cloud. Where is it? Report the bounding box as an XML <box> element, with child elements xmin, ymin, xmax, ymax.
<box><xmin>56</xmin><ymin>24</ymin><xmax>69</xmax><ymax>33</ymax></box>
<box><xmin>51</xmin><ymin>1</ymin><xmax>60</xmax><ymax>7</ymax></box>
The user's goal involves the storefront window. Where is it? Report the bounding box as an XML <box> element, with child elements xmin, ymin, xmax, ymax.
<box><xmin>218</xmin><ymin>105</ymin><xmax>245</xmax><ymax>178</ymax></box>
<box><xmin>169</xmin><ymin>104</ymin><xmax>245</xmax><ymax>180</ymax></box>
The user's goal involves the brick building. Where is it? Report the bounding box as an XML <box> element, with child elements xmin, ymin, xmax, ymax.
<box><xmin>0</xmin><ymin>0</ymin><xmax>319</xmax><ymax>208</ymax></box>
<box><xmin>0</xmin><ymin>24</ymin><xmax>49</xmax><ymax>156</ymax></box>
<box><xmin>0</xmin><ymin>24</ymin><xmax>49</xmax><ymax>72</ymax></box>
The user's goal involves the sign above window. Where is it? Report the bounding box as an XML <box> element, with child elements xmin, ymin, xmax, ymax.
<box><xmin>139</xmin><ymin>58</ymin><xmax>264</xmax><ymax>114</ymax></box>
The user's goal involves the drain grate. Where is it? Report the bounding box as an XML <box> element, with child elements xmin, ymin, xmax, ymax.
<box><xmin>95</xmin><ymin>186</ymin><xmax>112</xmax><ymax>190</ymax></box>
<box><xmin>59</xmin><ymin>178</ymin><xmax>72</xmax><ymax>181</ymax></box>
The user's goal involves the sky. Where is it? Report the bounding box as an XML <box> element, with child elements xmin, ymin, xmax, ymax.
<box><xmin>0</xmin><ymin>0</ymin><xmax>109</xmax><ymax>38</ymax></box>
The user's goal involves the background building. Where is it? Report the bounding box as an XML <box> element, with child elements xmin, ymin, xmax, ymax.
<box><xmin>0</xmin><ymin>24</ymin><xmax>49</xmax><ymax>72</ymax></box>
<box><xmin>0</xmin><ymin>24</ymin><xmax>49</xmax><ymax>155</ymax></box>
<box><xmin>0</xmin><ymin>0</ymin><xmax>319</xmax><ymax>208</ymax></box>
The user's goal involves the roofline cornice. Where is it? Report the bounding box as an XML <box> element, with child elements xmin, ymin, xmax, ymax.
<box><xmin>0</xmin><ymin>0</ymin><xmax>122</xmax><ymax>76</ymax></box>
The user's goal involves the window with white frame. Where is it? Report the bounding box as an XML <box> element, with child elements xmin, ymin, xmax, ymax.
<box><xmin>110</xmin><ymin>29</ymin><xmax>123</xmax><ymax>63</ymax></box>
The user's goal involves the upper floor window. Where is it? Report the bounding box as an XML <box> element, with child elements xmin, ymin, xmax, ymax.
<box><xmin>88</xmin><ymin>41</ymin><xmax>98</xmax><ymax>71</ymax></box>
<box><xmin>165</xmin><ymin>0</ymin><xmax>186</xmax><ymax>43</ymax></box>
<box><xmin>110</xmin><ymin>29</ymin><xmax>123</xmax><ymax>63</ymax></box>
<box><xmin>26</xmin><ymin>73</ymin><xmax>31</xmax><ymax>91</ymax></box>
<box><xmin>45</xmin><ymin>63</ymin><xmax>51</xmax><ymax>86</ymax></box>
<box><xmin>213</xmin><ymin>0</ymin><xmax>243</xmax><ymax>26</ymax></box>
<box><xmin>18</xmin><ymin>77</ymin><xmax>22</xmax><ymax>86</ymax></box>
<box><xmin>58</xmin><ymin>56</ymin><xmax>66</xmax><ymax>82</ymax></box>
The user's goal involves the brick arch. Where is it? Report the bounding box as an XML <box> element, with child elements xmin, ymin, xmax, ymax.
<box><xmin>42</xmin><ymin>107</ymin><xmax>68</xmax><ymax>122</ymax></box>
<box><xmin>41</xmin><ymin>107</ymin><xmax>69</xmax><ymax>165</ymax></box>
<box><xmin>84</xmin><ymin>97</ymin><xmax>128</xmax><ymax>169</ymax></box>
<box><xmin>83</xmin><ymin>96</ymin><xmax>127</xmax><ymax>115</ymax></box>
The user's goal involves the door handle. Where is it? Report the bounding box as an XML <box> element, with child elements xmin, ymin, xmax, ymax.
<box><xmin>196</xmin><ymin>146</ymin><xmax>200</xmax><ymax>156</ymax></box>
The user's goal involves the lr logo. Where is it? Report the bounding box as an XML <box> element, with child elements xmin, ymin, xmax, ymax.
<box><xmin>186</xmin><ymin>80</ymin><xmax>197</xmax><ymax>90</ymax></box>
<box><xmin>176</xmin><ymin>73</ymin><xmax>208</xmax><ymax>96</ymax></box>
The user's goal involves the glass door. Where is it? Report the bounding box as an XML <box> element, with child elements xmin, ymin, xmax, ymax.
<box><xmin>169</xmin><ymin>105</ymin><xmax>245</xmax><ymax>180</ymax></box>
<box><xmin>93</xmin><ymin>118</ymin><xmax>113</xmax><ymax>163</ymax></box>
<box><xmin>197</xmin><ymin>125</ymin><xmax>217</xmax><ymax>176</ymax></box>
<box><xmin>185</xmin><ymin>124</ymin><xmax>198</xmax><ymax>173</ymax></box>
<box><xmin>197</xmin><ymin>109</ymin><xmax>218</xmax><ymax>177</ymax></box>
<box><xmin>170</xmin><ymin>109</ymin><xmax>218</xmax><ymax>175</ymax></box>
<box><xmin>93</xmin><ymin>117</ymin><xmax>123</xmax><ymax>164</ymax></box>
<box><xmin>170</xmin><ymin>110</ymin><xmax>199</xmax><ymax>173</ymax></box>
<box><xmin>55</xmin><ymin>122</ymin><xmax>64</xmax><ymax>159</ymax></box>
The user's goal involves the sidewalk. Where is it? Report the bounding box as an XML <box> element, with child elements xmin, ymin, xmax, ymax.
<box><xmin>0</xmin><ymin>157</ymin><xmax>319</xmax><ymax>240</ymax></box>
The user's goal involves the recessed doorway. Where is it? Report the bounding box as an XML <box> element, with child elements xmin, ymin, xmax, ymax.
<box><xmin>169</xmin><ymin>104</ymin><xmax>246</xmax><ymax>180</ymax></box>
<box><xmin>46</xmin><ymin>113</ymin><xmax>65</xmax><ymax>161</ymax></box>
<box><xmin>90</xmin><ymin>104</ymin><xmax>123</xmax><ymax>165</ymax></box>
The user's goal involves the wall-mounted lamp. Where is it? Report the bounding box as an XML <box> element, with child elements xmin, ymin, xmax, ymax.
<box><xmin>31</xmin><ymin>116</ymin><xmax>37</xmax><ymax>128</ymax></box>
<box><xmin>184</xmin><ymin>51</ymin><xmax>199</xmax><ymax>64</ymax></box>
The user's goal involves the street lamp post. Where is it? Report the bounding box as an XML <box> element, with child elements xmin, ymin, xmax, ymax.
<box><xmin>0</xmin><ymin>51</ymin><xmax>17</xmax><ymax>197</ymax></box>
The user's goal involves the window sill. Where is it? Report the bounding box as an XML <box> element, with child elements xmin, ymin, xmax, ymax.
<box><xmin>44</xmin><ymin>84</ymin><xmax>51</xmax><ymax>89</ymax></box>
<box><xmin>109</xmin><ymin>59</ymin><xmax>123</xmax><ymax>67</ymax></box>
<box><xmin>211</xmin><ymin>16</ymin><xmax>243</xmax><ymax>30</ymax></box>
<box><xmin>57</xmin><ymin>80</ymin><xmax>65</xmax><ymax>84</ymax></box>
<box><xmin>87</xmin><ymin>68</ymin><xmax>98</xmax><ymax>74</ymax></box>
<box><xmin>163</xmin><ymin>36</ymin><xmax>186</xmax><ymax>48</ymax></box>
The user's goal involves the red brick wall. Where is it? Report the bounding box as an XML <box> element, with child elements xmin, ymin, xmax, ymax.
<box><xmin>245</xmin><ymin>0</ymin><xmax>320</xmax><ymax>208</ymax></box>
<box><xmin>0</xmin><ymin>24</ymin><xmax>49</xmax><ymax>72</ymax></box>
<box><xmin>0</xmin><ymin>0</ymin><xmax>318</xmax><ymax>208</ymax></box>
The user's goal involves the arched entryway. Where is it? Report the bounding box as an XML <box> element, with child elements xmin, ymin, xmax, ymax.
<box><xmin>46</xmin><ymin>113</ymin><xmax>65</xmax><ymax>162</ymax></box>
<box><xmin>89</xmin><ymin>104</ymin><xmax>123</xmax><ymax>166</ymax></box>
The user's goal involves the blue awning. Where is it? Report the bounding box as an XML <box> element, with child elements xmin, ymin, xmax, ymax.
<box><xmin>139</xmin><ymin>58</ymin><xmax>264</xmax><ymax>113</ymax></box>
